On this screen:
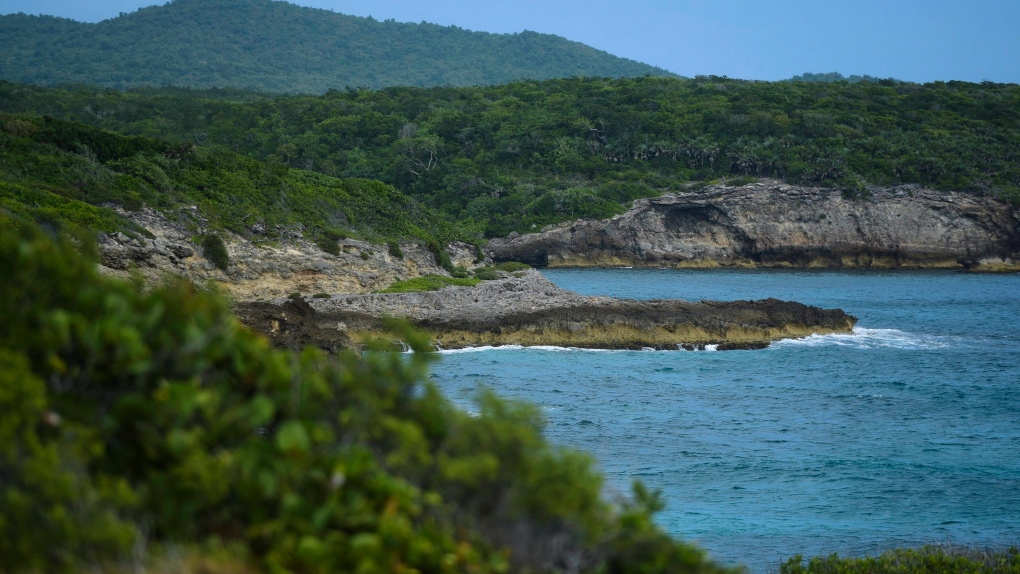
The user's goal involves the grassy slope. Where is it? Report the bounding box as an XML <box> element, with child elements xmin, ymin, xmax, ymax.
<box><xmin>0</xmin><ymin>0</ymin><xmax>675</xmax><ymax>93</ymax></box>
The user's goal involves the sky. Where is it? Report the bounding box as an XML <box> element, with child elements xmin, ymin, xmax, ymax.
<box><xmin>2</xmin><ymin>0</ymin><xmax>1018</xmax><ymax>84</ymax></box>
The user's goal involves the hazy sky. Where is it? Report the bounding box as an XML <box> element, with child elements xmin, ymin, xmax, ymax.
<box><xmin>3</xmin><ymin>0</ymin><xmax>1018</xmax><ymax>83</ymax></box>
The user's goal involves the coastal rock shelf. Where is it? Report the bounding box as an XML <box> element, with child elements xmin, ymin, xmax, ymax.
<box><xmin>486</xmin><ymin>180</ymin><xmax>1020</xmax><ymax>272</ymax></box>
<box><xmin>235</xmin><ymin>270</ymin><xmax>857</xmax><ymax>352</ymax></box>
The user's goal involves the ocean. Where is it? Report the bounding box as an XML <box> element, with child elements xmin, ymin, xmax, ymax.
<box><xmin>427</xmin><ymin>268</ymin><xmax>1020</xmax><ymax>572</ymax></box>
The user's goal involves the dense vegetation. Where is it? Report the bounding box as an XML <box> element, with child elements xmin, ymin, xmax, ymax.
<box><xmin>0</xmin><ymin>218</ymin><xmax>739</xmax><ymax>574</ymax></box>
<box><xmin>3</xmin><ymin>75</ymin><xmax>1016</xmax><ymax>238</ymax></box>
<box><xmin>785</xmin><ymin>72</ymin><xmax>892</xmax><ymax>84</ymax></box>
<box><xmin>0</xmin><ymin>0</ymin><xmax>674</xmax><ymax>93</ymax></box>
<box><xmin>781</xmin><ymin>546</ymin><xmax>1020</xmax><ymax>574</ymax></box>
<box><xmin>0</xmin><ymin>112</ymin><xmax>471</xmax><ymax>250</ymax></box>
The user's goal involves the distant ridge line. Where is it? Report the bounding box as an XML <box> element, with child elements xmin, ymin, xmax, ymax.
<box><xmin>0</xmin><ymin>0</ymin><xmax>678</xmax><ymax>93</ymax></box>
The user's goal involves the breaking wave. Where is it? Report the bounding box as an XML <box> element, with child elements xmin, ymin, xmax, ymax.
<box><xmin>771</xmin><ymin>327</ymin><xmax>954</xmax><ymax>350</ymax></box>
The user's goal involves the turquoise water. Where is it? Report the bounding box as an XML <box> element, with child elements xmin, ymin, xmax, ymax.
<box><xmin>427</xmin><ymin>269</ymin><xmax>1020</xmax><ymax>571</ymax></box>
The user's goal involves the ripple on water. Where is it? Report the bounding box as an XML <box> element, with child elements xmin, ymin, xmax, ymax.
<box><xmin>429</xmin><ymin>269</ymin><xmax>1020</xmax><ymax>572</ymax></box>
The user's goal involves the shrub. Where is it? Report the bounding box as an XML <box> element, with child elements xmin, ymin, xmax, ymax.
<box><xmin>725</xmin><ymin>176</ymin><xmax>759</xmax><ymax>187</ymax></box>
<box><xmin>493</xmin><ymin>261</ymin><xmax>531</xmax><ymax>272</ymax></box>
<box><xmin>316</xmin><ymin>236</ymin><xmax>340</xmax><ymax>255</ymax></box>
<box><xmin>388</xmin><ymin>240</ymin><xmax>404</xmax><ymax>259</ymax></box>
<box><xmin>781</xmin><ymin>545</ymin><xmax>1020</xmax><ymax>574</ymax></box>
<box><xmin>201</xmin><ymin>233</ymin><xmax>229</xmax><ymax>270</ymax></box>
<box><xmin>312</xmin><ymin>293</ymin><xmax>331</xmax><ymax>298</ymax></box>
<box><xmin>473</xmin><ymin>268</ymin><xmax>500</xmax><ymax>281</ymax></box>
<box><xmin>450</xmin><ymin>265</ymin><xmax>469</xmax><ymax>278</ymax></box>
<box><xmin>0</xmin><ymin>350</ymin><xmax>137</xmax><ymax>572</ymax></box>
<box><xmin>379</xmin><ymin>274</ymin><xmax>480</xmax><ymax>292</ymax></box>
<box><xmin>428</xmin><ymin>241</ymin><xmax>455</xmax><ymax>272</ymax></box>
<box><xmin>360</xmin><ymin>250</ymin><xmax>370</xmax><ymax>260</ymax></box>
<box><xmin>287</xmin><ymin>292</ymin><xmax>302</xmax><ymax>299</ymax></box>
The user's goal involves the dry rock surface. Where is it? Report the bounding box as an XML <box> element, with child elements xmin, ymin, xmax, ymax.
<box><xmin>234</xmin><ymin>270</ymin><xmax>857</xmax><ymax>352</ymax></box>
<box><xmin>486</xmin><ymin>180</ymin><xmax>1020</xmax><ymax>271</ymax></box>
<box><xmin>97</xmin><ymin>207</ymin><xmax>475</xmax><ymax>299</ymax></box>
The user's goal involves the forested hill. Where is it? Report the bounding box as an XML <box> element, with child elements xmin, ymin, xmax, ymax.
<box><xmin>4</xmin><ymin>76</ymin><xmax>1016</xmax><ymax>238</ymax></box>
<box><xmin>0</xmin><ymin>0</ymin><xmax>676</xmax><ymax>93</ymax></box>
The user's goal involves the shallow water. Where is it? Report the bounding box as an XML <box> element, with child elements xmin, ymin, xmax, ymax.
<box><xmin>428</xmin><ymin>269</ymin><xmax>1020</xmax><ymax>572</ymax></box>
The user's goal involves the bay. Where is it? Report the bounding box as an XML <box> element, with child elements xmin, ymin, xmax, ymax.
<box><xmin>428</xmin><ymin>269</ymin><xmax>1020</xmax><ymax>572</ymax></box>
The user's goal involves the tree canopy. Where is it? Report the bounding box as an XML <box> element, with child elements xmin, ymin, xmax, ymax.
<box><xmin>0</xmin><ymin>0</ymin><xmax>676</xmax><ymax>93</ymax></box>
<box><xmin>0</xmin><ymin>112</ymin><xmax>472</xmax><ymax>250</ymax></box>
<box><xmin>4</xmin><ymin>75</ymin><xmax>1016</xmax><ymax>238</ymax></box>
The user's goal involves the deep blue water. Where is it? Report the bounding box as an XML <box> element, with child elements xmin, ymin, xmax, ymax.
<box><xmin>427</xmin><ymin>269</ymin><xmax>1020</xmax><ymax>572</ymax></box>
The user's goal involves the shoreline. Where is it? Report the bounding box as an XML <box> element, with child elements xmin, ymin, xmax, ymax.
<box><xmin>234</xmin><ymin>270</ymin><xmax>857</xmax><ymax>352</ymax></box>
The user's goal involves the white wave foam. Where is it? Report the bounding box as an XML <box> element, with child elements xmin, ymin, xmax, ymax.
<box><xmin>437</xmin><ymin>345</ymin><xmax>649</xmax><ymax>355</ymax></box>
<box><xmin>771</xmin><ymin>327</ymin><xmax>952</xmax><ymax>350</ymax></box>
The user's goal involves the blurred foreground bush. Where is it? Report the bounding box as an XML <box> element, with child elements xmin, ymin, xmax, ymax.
<box><xmin>0</xmin><ymin>217</ymin><xmax>733</xmax><ymax>573</ymax></box>
<box><xmin>781</xmin><ymin>545</ymin><xmax>1020</xmax><ymax>574</ymax></box>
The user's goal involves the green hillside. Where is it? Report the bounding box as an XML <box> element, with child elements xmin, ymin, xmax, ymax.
<box><xmin>0</xmin><ymin>112</ymin><xmax>472</xmax><ymax>257</ymax></box>
<box><xmin>3</xmin><ymin>75</ymin><xmax>1016</xmax><ymax>238</ymax></box>
<box><xmin>0</xmin><ymin>0</ymin><xmax>676</xmax><ymax>93</ymax></box>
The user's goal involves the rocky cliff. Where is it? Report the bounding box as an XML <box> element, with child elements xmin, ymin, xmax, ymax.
<box><xmin>97</xmin><ymin>206</ymin><xmax>858</xmax><ymax>351</ymax></box>
<box><xmin>97</xmin><ymin>207</ymin><xmax>479</xmax><ymax>299</ymax></box>
<box><xmin>486</xmin><ymin>180</ymin><xmax>1020</xmax><ymax>271</ymax></box>
<box><xmin>234</xmin><ymin>270</ymin><xmax>857</xmax><ymax>351</ymax></box>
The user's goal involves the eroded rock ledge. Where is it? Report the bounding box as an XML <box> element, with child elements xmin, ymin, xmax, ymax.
<box><xmin>486</xmin><ymin>180</ymin><xmax>1020</xmax><ymax>271</ymax></box>
<box><xmin>234</xmin><ymin>270</ymin><xmax>857</xmax><ymax>352</ymax></box>
<box><xmin>96</xmin><ymin>207</ymin><xmax>478</xmax><ymax>298</ymax></box>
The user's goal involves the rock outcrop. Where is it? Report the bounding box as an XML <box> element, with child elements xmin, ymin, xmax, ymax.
<box><xmin>97</xmin><ymin>207</ymin><xmax>479</xmax><ymax>299</ymax></box>
<box><xmin>486</xmin><ymin>180</ymin><xmax>1020</xmax><ymax>271</ymax></box>
<box><xmin>234</xmin><ymin>270</ymin><xmax>857</xmax><ymax>351</ymax></box>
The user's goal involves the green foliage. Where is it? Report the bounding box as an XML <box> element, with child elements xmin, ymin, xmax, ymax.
<box><xmin>5</xmin><ymin>76</ymin><xmax>1017</xmax><ymax>238</ymax></box>
<box><xmin>428</xmin><ymin>241</ymin><xmax>456</xmax><ymax>272</ymax></box>
<box><xmin>0</xmin><ymin>0</ymin><xmax>674</xmax><ymax>94</ymax></box>
<box><xmin>387</xmin><ymin>240</ymin><xmax>404</xmax><ymax>259</ymax></box>
<box><xmin>0</xmin><ymin>112</ymin><xmax>472</xmax><ymax>248</ymax></box>
<box><xmin>724</xmin><ymin>176</ymin><xmax>759</xmax><ymax>187</ymax></box>
<box><xmin>359</xmin><ymin>250</ymin><xmax>371</xmax><ymax>260</ymax></box>
<box><xmin>0</xmin><ymin>219</ymin><xmax>735</xmax><ymax>573</ymax></box>
<box><xmin>311</xmin><ymin>293</ymin><xmax>331</xmax><ymax>298</ymax></box>
<box><xmin>0</xmin><ymin>350</ymin><xmax>137</xmax><ymax>572</ymax></box>
<box><xmin>493</xmin><ymin>261</ymin><xmax>532</xmax><ymax>272</ymax></box>
<box><xmin>201</xmin><ymin>233</ymin><xmax>229</xmax><ymax>270</ymax></box>
<box><xmin>472</xmin><ymin>268</ymin><xmax>501</xmax><ymax>281</ymax></box>
<box><xmin>471</xmin><ymin>262</ymin><xmax>531</xmax><ymax>281</ymax></box>
<box><xmin>780</xmin><ymin>546</ymin><xmax>1020</xmax><ymax>574</ymax></box>
<box><xmin>786</xmin><ymin>72</ymin><xmax>896</xmax><ymax>84</ymax></box>
<box><xmin>316</xmin><ymin>237</ymin><xmax>340</xmax><ymax>256</ymax></box>
<box><xmin>0</xmin><ymin>181</ymin><xmax>143</xmax><ymax>237</ymax></box>
<box><xmin>379</xmin><ymin>274</ymin><xmax>481</xmax><ymax>292</ymax></box>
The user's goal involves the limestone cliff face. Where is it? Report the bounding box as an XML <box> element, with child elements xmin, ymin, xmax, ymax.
<box><xmin>486</xmin><ymin>180</ymin><xmax>1020</xmax><ymax>271</ymax></box>
<box><xmin>97</xmin><ymin>208</ymin><xmax>478</xmax><ymax>299</ymax></box>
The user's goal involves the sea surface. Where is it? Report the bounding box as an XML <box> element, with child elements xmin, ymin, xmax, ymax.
<box><xmin>427</xmin><ymin>269</ymin><xmax>1020</xmax><ymax>572</ymax></box>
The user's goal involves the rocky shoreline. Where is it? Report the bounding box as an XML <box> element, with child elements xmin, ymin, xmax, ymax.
<box><xmin>234</xmin><ymin>270</ymin><xmax>857</xmax><ymax>352</ymax></box>
<box><xmin>99</xmin><ymin>181</ymin><xmax>1020</xmax><ymax>352</ymax></box>
<box><xmin>486</xmin><ymin>180</ymin><xmax>1020</xmax><ymax>272</ymax></box>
